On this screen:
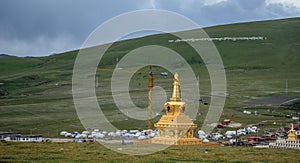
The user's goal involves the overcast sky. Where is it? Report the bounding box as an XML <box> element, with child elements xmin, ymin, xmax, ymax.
<box><xmin>0</xmin><ymin>0</ymin><xmax>300</xmax><ymax>57</ymax></box>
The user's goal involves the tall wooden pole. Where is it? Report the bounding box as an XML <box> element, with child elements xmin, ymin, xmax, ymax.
<box><xmin>148</xmin><ymin>65</ymin><xmax>153</xmax><ymax>139</ymax></box>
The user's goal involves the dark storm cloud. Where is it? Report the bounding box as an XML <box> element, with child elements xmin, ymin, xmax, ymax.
<box><xmin>0</xmin><ymin>0</ymin><xmax>139</xmax><ymax>40</ymax></box>
<box><xmin>0</xmin><ymin>0</ymin><xmax>144</xmax><ymax>56</ymax></box>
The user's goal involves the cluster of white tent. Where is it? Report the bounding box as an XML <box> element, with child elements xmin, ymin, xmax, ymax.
<box><xmin>198</xmin><ymin>126</ymin><xmax>259</xmax><ymax>141</ymax></box>
<box><xmin>60</xmin><ymin>129</ymin><xmax>157</xmax><ymax>140</ymax></box>
<box><xmin>197</xmin><ymin>130</ymin><xmax>226</xmax><ymax>142</ymax></box>
<box><xmin>60</xmin><ymin>126</ymin><xmax>259</xmax><ymax>143</ymax></box>
<box><xmin>225</xmin><ymin>126</ymin><xmax>258</xmax><ymax>138</ymax></box>
<box><xmin>243</xmin><ymin>110</ymin><xmax>258</xmax><ymax>115</ymax></box>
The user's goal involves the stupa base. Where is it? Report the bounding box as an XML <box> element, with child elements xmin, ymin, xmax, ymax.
<box><xmin>151</xmin><ymin>137</ymin><xmax>203</xmax><ymax>145</ymax></box>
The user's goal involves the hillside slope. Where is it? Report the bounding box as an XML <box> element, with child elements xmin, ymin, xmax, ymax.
<box><xmin>0</xmin><ymin>17</ymin><xmax>299</xmax><ymax>135</ymax></box>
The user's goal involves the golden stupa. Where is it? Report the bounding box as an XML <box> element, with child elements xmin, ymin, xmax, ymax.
<box><xmin>151</xmin><ymin>73</ymin><xmax>202</xmax><ymax>145</ymax></box>
<box><xmin>287</xmin><ymin>124</ymin><xmax>298</xmax><ymax>141</ymax></box>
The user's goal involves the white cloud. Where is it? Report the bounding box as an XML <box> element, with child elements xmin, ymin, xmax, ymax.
<box><xmin>265</xmin><ymin>0</ymin><xmax>300</xmax><ymax>10</ymax></box>
<box><xmin>139</xmin><ymin>0</ymin><xmax>157</xmax><ymax>9</ymax></box>
<box><xmin>203</xmin><ymin>0</ymin><xmax>228</xmax><ymax>6</ymax></box>
<box><xmin>174</xmin><ymin>0</ymin><xmax>229</xmax><ymax>12</ymax></box>
<box><xmin>150</xmin><ymin>0</ymin><xmax>157</xmax><ymax>9</ymax></box>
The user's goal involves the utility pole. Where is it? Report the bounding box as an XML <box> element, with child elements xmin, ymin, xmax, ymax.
<box><xmin>30</xmin><ymin>128</ymin><xmax>36</xmax><ymax>135</ymax></box>
<box><xmin>96</xmin><ymin>77</ymin><xmax>99</xmax><ymax>88</ymax></box>
<box><xmin>197</xmin><ymin>74</ymin><xmax>199</xmax><ymax>87</ymax></box>
<box><xmin>285</xmin><ymin>79</ymin><xmax>288</xmax><ymax>94</ymax></box>
<box><xmin>235</xmin><ymin>129</ymin><xmax>238</xmax><ymax>146</ymax></box>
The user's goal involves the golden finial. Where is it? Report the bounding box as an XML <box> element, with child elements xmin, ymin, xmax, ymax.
<box><xmin>170</xmin><ymin>73</ymin><xmax>181</xmax><ymax>102</ymax></box>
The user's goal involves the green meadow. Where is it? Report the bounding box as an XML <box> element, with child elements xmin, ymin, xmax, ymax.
<box><xmin>0</xmin><ymin>142</ymin><xmax>300</xmax><ymax>162</ymax></box>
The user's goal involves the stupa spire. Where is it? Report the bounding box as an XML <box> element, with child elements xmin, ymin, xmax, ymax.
<box><xmin>170</xmin><ymin>73</ymin><xmax>181</xmax><ymax>102</ymax></box>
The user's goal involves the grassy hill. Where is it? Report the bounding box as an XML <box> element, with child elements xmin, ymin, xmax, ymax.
<box><xmin>0</xmin><ymin>17</ymin><xmax>299</xmax><ymax>136</ymax></box>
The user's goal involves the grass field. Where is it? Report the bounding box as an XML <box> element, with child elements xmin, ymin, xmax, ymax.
<box><xmin>0</xmin><ymin>17</ymin><xmax>300</xmax><ymax>135</ymax></box>
<box><xmin>0</xmin><ymin>142</ymin><xmax>300</xmax><ymax>162</ymax></box>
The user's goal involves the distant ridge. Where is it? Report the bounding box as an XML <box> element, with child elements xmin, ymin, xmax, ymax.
<box><xmin>0</xmin><ymin>54</ymin><xmax>38</xmax><ymax>58</ymax></box>
<box><xmin>0</xmin><ymin>54</ymin><xmax>17</xmax><ymax>58</ymax></box>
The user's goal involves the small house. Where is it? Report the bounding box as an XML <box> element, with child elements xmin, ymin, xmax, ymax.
<box><xmin>222</xmin><ymin>119</ymin><xmax>231</xmax><ymax>126</ymax></box>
